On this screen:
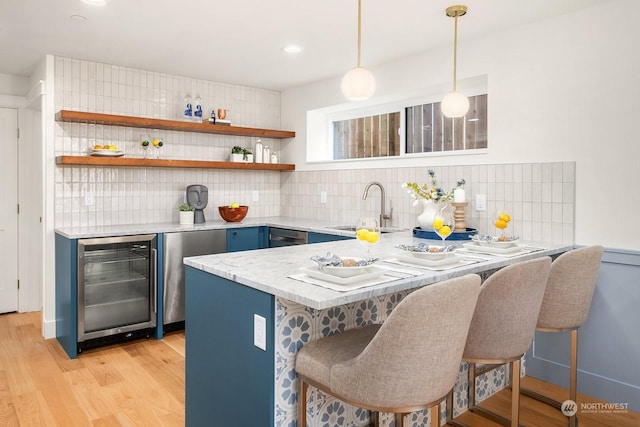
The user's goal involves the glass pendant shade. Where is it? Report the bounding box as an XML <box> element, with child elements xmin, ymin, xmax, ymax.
<box><xmin>441</xmin><ymin>90</ymin><xmax>469</xmax><ymax>118</ymax></box>
<box><xmin>341</xmin><ymin>66</ymin><xmax>376</xmax><ymax>101</ymax></box>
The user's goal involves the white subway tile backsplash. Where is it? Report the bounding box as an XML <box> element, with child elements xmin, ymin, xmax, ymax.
<box><xmin>54</xmin><ymin>56</ymin><xmax>283</xmax><ymax>228</ymax></box>
<box><xmin>281</xmin><ymin>162</ymin><xmax>575</xmax><ymax>244</ymax></box>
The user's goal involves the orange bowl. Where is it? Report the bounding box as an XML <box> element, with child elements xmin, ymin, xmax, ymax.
<box><xmin>218</xmin><ymin>205</ymin><xmax>249</xmax><ymax>222</ymax></box>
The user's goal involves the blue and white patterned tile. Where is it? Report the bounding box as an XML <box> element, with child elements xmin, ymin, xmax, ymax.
<box><xmin>317</xmin><ymin>305</ymin><xmax>348</xmax><ymax>337</ymax></box>
<box><xmin>354</xmin><ymin>299</ymin><xmax>380</xmax><ymax>327</ymax></box>
<box><xmin>453</xmin><ymin>362</ymin><xmax>470</xmax><ymax>417</ymax></box>
<box><xmin>407</xmin><ymin>409</ymin><xmax>430</xmax><ymax>426</ymax></box>
<box><xmin>349</xmin><ymin>406</ymin><xmax>371</xmax><ymax>427</ymax></box>
<box><xmin>318</xmin><ymin>398</ymin><xmax>348</xmax><ymax>427</ymax></box>
<box><xmin>274</xmin><ymin>296</ymin><xmax>514</xmax><ymax>427</ymax></box>
<box><xmin>380</xmin><ymin>291</ymin><xmax>407</xmax><ymax>317</ymax></box>
<box><xmin>277</xmin><ymin>309</ymin><xmax>313</xmax><ymax>356</ymax></box>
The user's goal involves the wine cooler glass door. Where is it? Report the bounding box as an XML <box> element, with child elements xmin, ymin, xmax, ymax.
<box><xmin>78</xmin><ymin>234</ymin><xmax>157</xmax><ymax>342</ymax></box>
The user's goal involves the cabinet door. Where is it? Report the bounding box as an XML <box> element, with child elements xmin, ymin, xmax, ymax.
<box><xmin>307</xmin><ymin>232</ymin><xmax>353</xmax><ymax>244</ymax></box>
<box><xmin>226</xmin><ymin>227</ymin><xmax>267</xmax><ymax>252</ymax></box>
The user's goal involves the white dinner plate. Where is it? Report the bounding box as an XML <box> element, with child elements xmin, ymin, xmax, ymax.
<box><xmin>407</xmin><ymin>249</ymin><xmax>457</xmax><ymax>261</ymax></box>
<box><xmin>463</xmin><ymin>242</ymin><xmax>523</xmax><ymax>254</ymax></box>
<box><xmin>89</xmin><ymin>149</ymin><xmax>124</xmax><ymax>157</ymax></box>
<box><xmin>395</xmin><ymin>253</ymin><xmax>462</xmax><ymax>268</ymax></box>
<box><xmin>301</xmin><ymin>265</ymin><xmax>387</xmax><ymax>285</ymax></box>
<box><xmin>472</xmin><ymin>238</ymin><xmax>519</xmax><ymax>248</ymax></box>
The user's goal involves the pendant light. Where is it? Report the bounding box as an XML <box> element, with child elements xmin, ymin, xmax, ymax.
<box><xmin>441</xmin><ymin>5</ymin><xmax>469</xmax><ymax>118</ymax></box>
<box><xmin>341</xmin><ymin>0</ymin><xmax>376</xmax><ymax>100</ymax></box>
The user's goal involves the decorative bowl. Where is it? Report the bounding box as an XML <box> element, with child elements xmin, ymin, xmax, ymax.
<box><xmin>409</xmin><ymin>248</ymin><xmax>457</xmax><ymax>261</ymax></box>
<box><xmin>218</xmin><ymin>205</ymin><xmax>248</xmax><ymax>222</ymax></box>
<box><xmin>322</xmin><ymin>258</ymin><xmax>374</xmax><ymax>278</ymax></box>
<box><xmin>471</xmin><ymin>234</ymin><xmax>519</xmax><ymax>248</ymax></box>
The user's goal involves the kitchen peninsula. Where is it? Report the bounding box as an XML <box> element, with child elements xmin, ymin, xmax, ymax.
<box><xmin>183</xmin><ymin>233</ymin><xmax>570</xmax><ymax>426</ymax></box>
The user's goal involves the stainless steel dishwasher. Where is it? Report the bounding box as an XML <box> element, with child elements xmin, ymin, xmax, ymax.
<box><xmin>269</xmin><ymin>227</ymin><xmax>308</xmax><ymax>247</ymax></box>
<box><xmin>163</xmin><ymin>229</ymin><xmax>226</xmax><ymax>329</ymax></box>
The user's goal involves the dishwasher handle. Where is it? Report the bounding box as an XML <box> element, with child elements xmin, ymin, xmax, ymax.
<box><xmin>269</xmin><ymin>228</ymin><xmax>308</xmax><ymax>246</ymax></box>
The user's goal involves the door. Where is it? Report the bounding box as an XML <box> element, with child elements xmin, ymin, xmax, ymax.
<box><xmin>0</xmin><ymin>108</ymin><xmax>18</xmax><ymax>313</ymax></box>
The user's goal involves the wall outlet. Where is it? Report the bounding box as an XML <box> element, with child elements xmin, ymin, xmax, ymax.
<box><xmin>84</xmin><ymin>191</ymin><xmax>94</xmax><ymax>206</ymax></box>
<box><xmin>254</xmin><ymin>314</ymin><xmax>266</xmax><ymax>351</ymax></box>
<box><xmin>252</xmin><ymin>191</ymin><xmax>259</xmax><ymax>202</ymax></box>
<box><xmin>320</xmin><ymin>191</ymin><xmax>327</xmax><ymax>204</ymax></box>
<box><xmin>476</xmin><ymin>194</ymin><xmax>487</xmax><ymax>212</ymax></box>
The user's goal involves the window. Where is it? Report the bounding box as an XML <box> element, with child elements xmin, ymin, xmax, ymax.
<box><xmin>332</xmin><ymin>112</ymin><xmax>401</xmax><ymax>159</ymax></box>
<box><xmin>326</xmin><ymin>94</ymin><xmax>487</xmax><ymax>161</ymax></box>
<box><xmin>406</xmin><ymin>94</ymin><xmax>487</xmax><ymax>154</ymax></box>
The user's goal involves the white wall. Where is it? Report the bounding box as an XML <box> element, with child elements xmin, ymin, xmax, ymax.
<box><xmin>0</xmin><ymin>73</ymin><xmax>29</xmax><ymax>97</ymax></box>
<box><xmin>281</xmin><ymin>0</ymin><xmax>640</xmax><ymax>251</ymax></box>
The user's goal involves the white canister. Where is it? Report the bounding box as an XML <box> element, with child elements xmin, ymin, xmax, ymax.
<box><xmin>255</xmin><ymin>139</ymin><xmax>264</xmax><ymax>163</ymax></box>
<box><xmin>263</xmin><ymin>145</ymin><xmax>271</xmax><ymax>163</ymax></box>
<box><xmin>270</xmin><ymin>151</ymin><xmax>278</xmax><ymax>164</ymax></box>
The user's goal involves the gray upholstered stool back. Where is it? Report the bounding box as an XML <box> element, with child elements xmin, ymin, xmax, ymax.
<box><xmin>537</xmin><ymin>245</ymin><xmax>604</xmax><ymax>330</ymax></box>
<box><xmin>330</xmin><ymin>274</ymin><xmax>481</xmax><ymax>409</ymax></box>
<box><xmin>463</xmin><ymin>256</ymin><xmax>552</xmax><ymax>362</ymax></box>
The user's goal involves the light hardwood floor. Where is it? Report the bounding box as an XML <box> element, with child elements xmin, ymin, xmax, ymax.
<box><xmin>1</xmin><ymin>311</ymin><xmax>638</xmax><ymax>426</ymax></box>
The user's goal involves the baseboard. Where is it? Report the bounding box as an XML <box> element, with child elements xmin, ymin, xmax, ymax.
<box><xmin>43</xmin><ymin>317</ymin><xmax>56</xmax><ymax>339</ymax></box>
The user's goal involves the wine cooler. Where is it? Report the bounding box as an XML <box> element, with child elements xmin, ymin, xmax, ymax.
<box><xmin>77</xmin><ymin>234</ymin><xmax>157</xmax><ymax>349</ymax></box>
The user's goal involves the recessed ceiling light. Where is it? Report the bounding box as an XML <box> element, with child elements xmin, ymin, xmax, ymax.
<box><xmin>82</xmin><ymin>0</ymin><xmax>107</xmax><ymax>5</ymax></box>
<box><xmin>282</xmin><ymin>45</ymin><xmax>302</xmax><ymax>54</ymax></box>
<box><xmin>70</xmin><ymin>14</ymin><xmax>87</xmax><ymax>22</ymax></box>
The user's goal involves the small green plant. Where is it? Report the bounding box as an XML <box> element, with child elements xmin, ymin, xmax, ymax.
<box><xmin>179</xmin><ymin>203</ymin><xmax>195</xmax><ymax>212</ymax></box>
<box><xmin>231</xmin><ymin>146</ymin><xmax>252</xmax><ymax>160</ymax></box>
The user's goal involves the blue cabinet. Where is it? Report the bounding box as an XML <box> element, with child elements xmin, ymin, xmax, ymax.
<box><xmin>185</xmin><ymin>266</ymin><xmax>275</xmax><ymax>426</ymax></box>
<box><xmin>55</xmin><ymin>233</ymin><xmax>78</xmax><ymax>359</ymax></box>
<box><xmin>308</xmin><ymin>231</ymin><xmax>353</xmax><ymax>244</ymax></box>
<box><xmin>226</xmin><ymin>226</ymin><xmax>268</xmax><ymax>252</ymax></box>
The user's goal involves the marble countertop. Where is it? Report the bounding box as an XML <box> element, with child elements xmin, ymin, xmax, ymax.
<box><xmin>54</xmin><ymin>216</ymin><xmax>362</xmax><ymax>239</ymax></box>
<box><xmin>184</xmin><ymin>233</ymin><xmax>572</xmax><ymax>309</ymax></box>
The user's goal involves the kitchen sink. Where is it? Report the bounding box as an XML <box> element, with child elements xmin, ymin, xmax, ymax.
<box><xmin>326</xmin><ymin>225</ymin><xmax>406</xmax><ymax>234</ymax></box>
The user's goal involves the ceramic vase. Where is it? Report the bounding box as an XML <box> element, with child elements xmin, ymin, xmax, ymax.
<box><xmin>417</xmin><ymin>199</ymin><xmax>443</xmax><ymax>230</ymax></box>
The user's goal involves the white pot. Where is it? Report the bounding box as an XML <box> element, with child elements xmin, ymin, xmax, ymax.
<box><xmin>179</xmin><ymin>210</ymin><xmax>194</xmax><ymax>225</ymax></box>
<box><xmin>230</xmin><ymin>153</ymin><xmax>253</xmax><ymax>163</ymax></box>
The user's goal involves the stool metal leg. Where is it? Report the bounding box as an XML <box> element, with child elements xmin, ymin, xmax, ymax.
<box><xmin>469</xmin><ymin>363</ymin><xmax>476</xmax><ymax>409</ymax></box>
<box><xmin>431</xmin><ymin>403</ymin><xmax>440</xmax><ymax>427</ymax></box>
<box><xmin>465</xmin><ymin>361</ymin><xmax>525</xmax><ymax>427</ymax></box>
<box><xmin>299</xmin><ymin>379</ymin><xmax>308</xmax><ymax>427</ymax></box>
<box><xmin>569</xmin><ymin>329</ymin><xmax>578</xmax><ymax>427</ymax></box>
<box><xmin>521</xmin><ymin>328</ymin><xmax>580</xmax><ymax>427</ymax></box>
<box><xmin>511</xmin><ymin>359</ymin><xmax>521</xmax><ymax>427</ymax></box>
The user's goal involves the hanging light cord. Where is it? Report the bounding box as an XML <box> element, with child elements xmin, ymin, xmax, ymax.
<box><xmin>452</xmin><ymin>12</ymin><xmax>459</xmax><ymax>91</ymax></box>
<box><xmin>357</xmin><ymin>0</ymin><xmax>362</xmax><ymax>67</ymax></box>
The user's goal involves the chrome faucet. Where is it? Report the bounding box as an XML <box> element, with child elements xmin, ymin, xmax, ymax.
<box><xmin>362</xmin><ymin>181</ymin><xmax>392</xmax><ymax>228</ymax></box>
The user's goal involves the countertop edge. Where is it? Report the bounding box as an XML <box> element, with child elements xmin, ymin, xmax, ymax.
<box><xmin>184</xmin><ymin>239</ymin><xmax>572</xmax><ymax>310</ymax></box>
<box><xmin>54</xmin><ymin>217</ymin><xmax>365</xmax><ymax>239</ymax></box>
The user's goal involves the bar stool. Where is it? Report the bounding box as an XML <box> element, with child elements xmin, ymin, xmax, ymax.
<box><xmin>447</xmin><ymin>256</ymin><xmax>552</xmax><ymax>427</ymax></box>
<box><xmin>295</xmin><ymin>274</ymin><xmax>482</xmax><ymax>427</ymax></box>
<box><xmin>521</xmin><ymin>245</ymin><xmax>604</xmax><ymax>427</ymax></box>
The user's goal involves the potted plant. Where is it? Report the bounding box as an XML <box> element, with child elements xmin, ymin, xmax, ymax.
<box><xmin>230</xmin><ymin>146</ymin><xmax>253</xmax><ymax>163</ymax></box>
<box><xmin>179</xmin><ymin>203</ymin><xmax>195</xmax><ymax>225</ymax></box>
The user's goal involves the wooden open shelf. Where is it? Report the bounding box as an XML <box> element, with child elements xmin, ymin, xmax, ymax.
<box><xmin>56</xmin><ymin>156</ymin><xmax>296</xmax><ymax>171</ymax></box>
<box><xmin>56</xmin><ymin>110</ymin><xmax>295</xmax><ymax>139</ymax></box>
